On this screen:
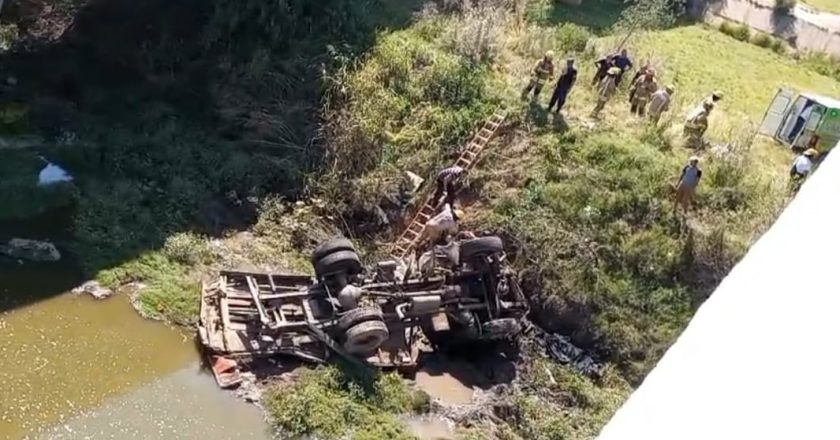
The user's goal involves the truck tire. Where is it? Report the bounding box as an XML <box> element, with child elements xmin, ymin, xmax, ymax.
<box><xmin>343</xmin><ymin>320</ymin><xmax>389</xmax><ymax>355</ymax></box>
<box><xmin>459</xmin><ymin>236</ymin><xmax>504</xmax><ymax>263</ymax></box>
<box><xmin>479</xmin><ymin>318</ymin><xmax>521</xmax><ymax>340</ymax></box>
<box><xmin>312</xmin><ymin>238</ymin><xmax>356</xmax><ymax>264</ymax></box>
<box><xmin>315</xmin><ymin>250</ymin><xmax>362</xmax><ymax>278</ymax></box>
<box><xmin>337</xmin><ymin>307</ymin><xmax>384</xmax><ymax>333</ymax></box>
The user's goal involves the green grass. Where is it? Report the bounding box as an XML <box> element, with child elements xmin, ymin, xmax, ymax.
<box><xmin>264</xmin><ymin>366</ymin><xmax>426</xmax><ymax>440</ymax></box>
<box><xmin>803</xmin><ymin>0</ymin><xmax>840</xmax><ymax>13</ymax></box>
<box><xmin>322</xmin><ymin>12</ymin><xmax>840</xmax><ymax>438</ymax></box>
<box><xmin>630</xmin><ymin>26</ymin><xmax>840</xmax><ymax>119</ymax></box>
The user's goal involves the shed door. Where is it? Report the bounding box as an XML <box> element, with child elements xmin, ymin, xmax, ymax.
<box><xmin>759</xmin><ymin>89</ymin><xmax>795</xmax><ymax>138</ymax></box>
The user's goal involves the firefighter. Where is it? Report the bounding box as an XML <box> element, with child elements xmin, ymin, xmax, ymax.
<box><xmin>648</xmin><ymin>85</ymin><xmax>674</xmax><ymax>125</ymax></box>
<box><xmin>684</xmin><ymin>100</ymin><xmax>713</xmax><ymax>148</ymax></box>
<box><xmin>629</xmin><ymin>69</ymin><xmax>658</xmax><ymax>117</ymax></box>
<box><xmin>591</xmin><ymin>67</ymin><xmax>621</xmax><ymax>117</ymax></box>
<box><xmin>522</xmin><ymin>51</ymin><xmax>556</xmax><ymax>100</ymax></box>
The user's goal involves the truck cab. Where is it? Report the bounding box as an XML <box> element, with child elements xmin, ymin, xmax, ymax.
<box><xmin>759</xmin><ymin>89</ymin><xmax>840</xmax><ymax>152</ymax></box>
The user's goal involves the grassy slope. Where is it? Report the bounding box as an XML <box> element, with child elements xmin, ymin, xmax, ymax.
<box><xmin>317</xmin><ymin>14</ymin><xmax>840</xmax><ymax>439</ymax></box>
<box><xmin>803</xmin><ymin>0</ymin><xmax>840</xmax><ymax>14</ymax></box>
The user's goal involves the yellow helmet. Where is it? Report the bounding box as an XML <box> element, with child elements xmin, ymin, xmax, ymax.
<box><xmin>453</xmin><ymin>208</ymin><xmax>465</xmax><ymax>219</ymax></box>
<box><xmin>545</xmin><ymin>50</ymin><xmax>555</xmax><ymax>60</ymax></box>
<box><xmin>804</xmin><ymin>148</ymin><xmax>819</xmax><ymax>157</ymax></box>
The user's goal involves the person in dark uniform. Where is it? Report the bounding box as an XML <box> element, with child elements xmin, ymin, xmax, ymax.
<box><xmin>547</xmin><ymin>58</ymin><xmax>578</xmax><ymax>113</ymax></box>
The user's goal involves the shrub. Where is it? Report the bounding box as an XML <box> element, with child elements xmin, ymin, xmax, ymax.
<box><xmin>554</xmin><ymin>23</ymin><xmax>593</xmax><ymax>53</ymax></box>
<box><xmin>769</xmin><ymin>37</ymin><xmax>787</xmax><ymax>54</ymax></box>
<box><xmin>446</xmin><ymin>4</ymin><xmax>508</xmax><ymax>63</ymax></box>
<box><xmin>750</xmin><ymin>31</ymin><xmax>773</xmax><ymax>48</ymax></box>
<box><xmin>719</xmin><ymin>21</ymin><xmax>751</xmax><ymax>42</ymax></box>
<box><xmin>163</xmin><ymin>232</ymin><xmax>215</xmax><ymax>266</ymax></box>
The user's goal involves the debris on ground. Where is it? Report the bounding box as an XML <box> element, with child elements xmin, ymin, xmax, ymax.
<box><xmin>538</xmin><ymin>332</ymin><xmax>603</xmax><ymax>379</ymax></box>
<box><xmin>71</xmin><ymin>280</ymin><xmax>113</xmax><ymax>300</ymax></box>
<box><xmin>0</xmin><ymin>238</ymin><xmax>61</xmax><ymax>262</ymax></box>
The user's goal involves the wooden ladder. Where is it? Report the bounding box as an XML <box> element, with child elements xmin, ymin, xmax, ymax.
<box><xmin>391</xmin><ymin>109</ymin><xmax>507</xmax><ymax>259</ymax></box>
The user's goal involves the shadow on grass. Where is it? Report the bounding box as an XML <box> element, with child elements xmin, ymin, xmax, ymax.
<box><xmin>0</xmin><ymin>0</ymin><xmax>422</xmax><ymax>313</ymax></box>
<box><xmin>527</xmin><ymin>100</ymin><xmax>551</xmax><ymax>127</ymax></box>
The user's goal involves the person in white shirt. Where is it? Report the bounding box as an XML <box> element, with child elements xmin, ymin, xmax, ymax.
<box><xmin>419</xmin><ymin>203</ymin><xmax>463</xmax><ymax>248</ymax></box>
<box><xmin>790</xmin><ymin>148</ymin><xmax>818</xmax><ymax>180</ymax></box>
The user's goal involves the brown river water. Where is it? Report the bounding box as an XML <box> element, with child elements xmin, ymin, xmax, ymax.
<box><xmin>0</xmin><ymin>209</ymin><xmax>272</xmax><ymax>439</ymax></box>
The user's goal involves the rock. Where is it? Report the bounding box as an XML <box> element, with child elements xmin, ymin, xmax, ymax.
<box><xmin>0</xmin><ymin>238</ymin><xmax>61</xmax><ymax>262</ymax></box>
<box><xmin>71</xmin><ymin>281</ymin><xmax>114</xmax><ymax>300</ymax></box>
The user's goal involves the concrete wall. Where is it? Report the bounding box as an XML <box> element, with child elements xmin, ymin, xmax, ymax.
<box><xmin>695</xmin><ymin>0</ymin><xmax>840</xmax><ymax>56</ymax></box>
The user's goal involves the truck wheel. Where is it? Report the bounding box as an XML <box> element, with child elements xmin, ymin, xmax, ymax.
<box><xmin>459</xmin><ymin>236</ymin><xmax>504</xmax><ymax>263</ymax></box>
<box><xmin>315</xmin><ymin>250</ymin><xmax>362</xmax><ymax>278</ymax></box>
<box><xmin>337</xmin><ymin>307</ymin><xmax>384</xmax><ymax>333</ymax></box>
<box><xmin>312</xmin><ymin>238</ymin><xmax>356</xmax><ymax>264</ymax></box>
<box><xmin>480</xmin><ymin>318</ymin><xmax>521</xmax><ymax>340</ymax></box>
<box><xmin>343</xmin><ymin>320</ymin><xmax>389</xmax><ymax>355</ymax></box>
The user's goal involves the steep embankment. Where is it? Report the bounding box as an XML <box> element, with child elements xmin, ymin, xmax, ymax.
<box><xmin>303</xmin><ymin>6</ymin><xmax>840</xmax><ymax>439</ymax></box>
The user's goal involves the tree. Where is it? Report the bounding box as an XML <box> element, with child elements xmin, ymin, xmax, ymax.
<box><xmin>611</xmin><ymin>0</ymin><xmax>686</xmax><ymax>50</ymax></box>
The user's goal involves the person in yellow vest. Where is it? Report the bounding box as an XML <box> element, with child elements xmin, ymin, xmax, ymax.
<box><xmin>591</xmin><ymin>67</ymin><xmax>621</xmax><ymax>117</ymax></box>
<box><xmin>522</xmin><ymin>51</ymin><xmax>555</xmax><ymax>100</ymax></box>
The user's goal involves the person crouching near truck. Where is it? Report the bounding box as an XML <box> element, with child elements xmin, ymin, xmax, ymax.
<box><xmin>790</xmin><ymin>148</ymin><xmax>818</xmax><ymax>192</ymax></box>
<box><xmin>418</xmin><ymin>203</ymin><xmax>464</xmax><ymax>250</ymax></box>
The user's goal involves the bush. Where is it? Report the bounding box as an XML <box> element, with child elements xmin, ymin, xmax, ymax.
<box><xmin>769</xmin><ymin>37</ymin><xmax>787</xmax><ymax>54</ymax></box>
<box><xmin>446</xmin><ymin>4</ymin><xmax>508</xmax><ymax>63</ymax></box>
<box><xmin>554</xmin><ymin>23</ymin><xmax>593</xmax><ymax>53</ymax></box>
<box><xmin>163</xmin><ymin>232</ymin><xmax>215</xmax><ymax>266</ymax></box>
<box><xmin>719</xmin><ymin>21</ymin><xmax>751</xmax><ymax>42</ymax></box>
<box><xmin>750</xmin><ymin>31</ymin><xmax>773</xmax><ymax>48</ymax></box>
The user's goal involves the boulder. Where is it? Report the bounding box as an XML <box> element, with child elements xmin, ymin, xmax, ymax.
<box><xmin>0</xmin><ymin>238</ymin><xmax>61</xmax><ymax>262</ymax></box>
<box><xmin>71</xmin><ymin>280</ymin><xmax>114</xmax><ymax>300</ymax></box>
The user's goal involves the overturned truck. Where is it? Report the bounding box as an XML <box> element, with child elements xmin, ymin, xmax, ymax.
<box><xmin>198</xmin><ymin>236</ymin><xmax>528</xmax><ymax>369</ymax></box>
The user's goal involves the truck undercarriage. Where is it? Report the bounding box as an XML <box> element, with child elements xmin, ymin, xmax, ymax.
<box><xmin>198</xmin><ymin>235</ymin><xmax>528</xmax><ymax>373</ymax></box>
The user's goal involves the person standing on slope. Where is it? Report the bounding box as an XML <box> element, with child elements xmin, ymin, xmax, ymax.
<box><xmin>522</xmin><ymin>51</ymin><xmax>555</xmax><ymax>100</ymax></box>
<box><xmin>675</xmin><ymin>155</ymin><xmax>703</xmax><ymax>213</ymax></box>
<box><xmin>629</xmin><ymin>69</ymin><xmax>658</xmax><ymax>117</ymax></box>
<box><xmin>591</xmin><ymin>67</ymin><xmax>621</xmax><ymax>117</ymax></box>
<box><xmin>547</xmin><ymin>57</ymin><xmax>578</xmax><ymax>114</ymax></box>
<box><xmin>648</xmin><ymin>85</ymin><xmax>674</xmax><ymax>125</ymax></box>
